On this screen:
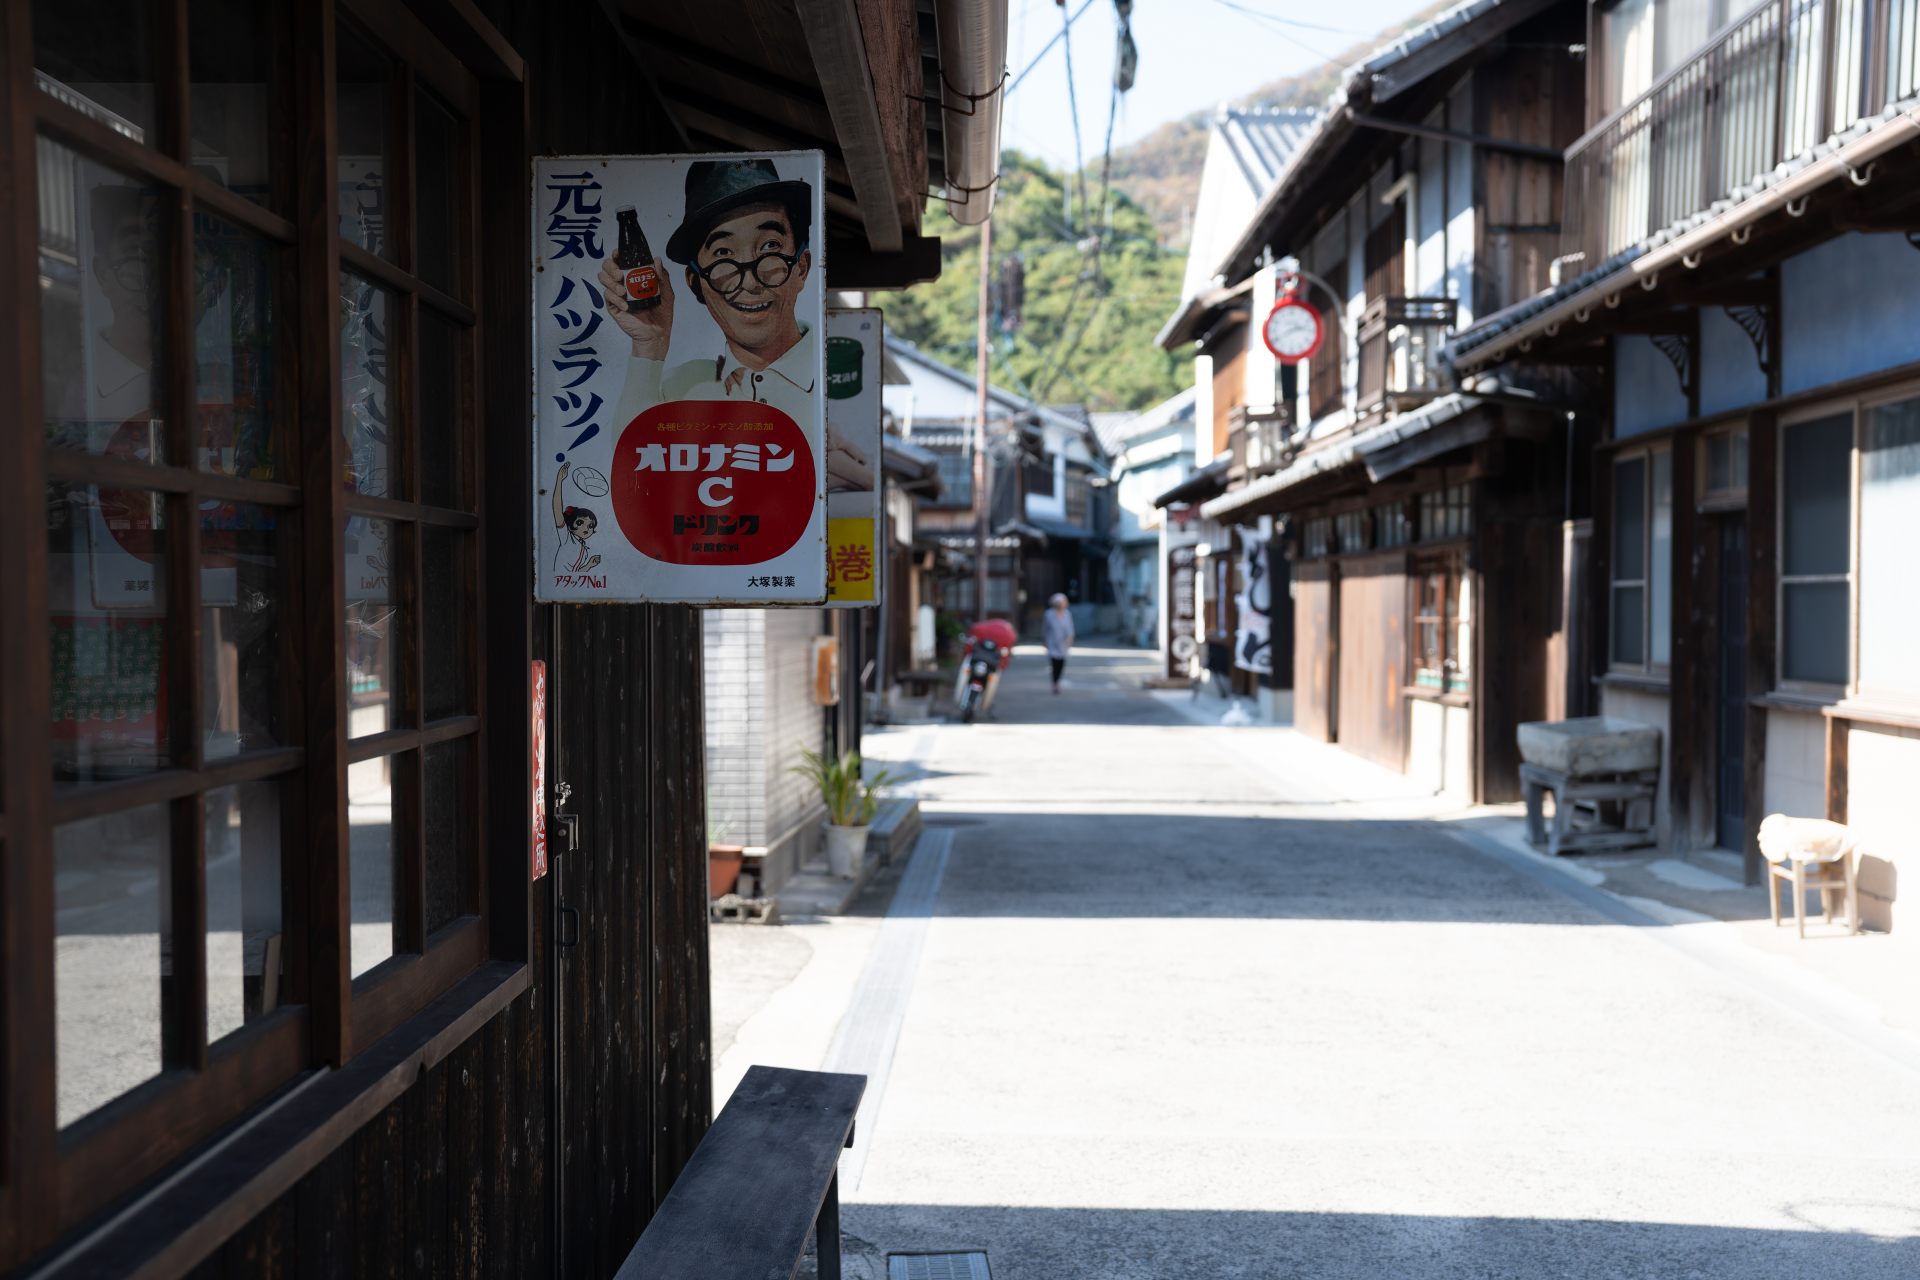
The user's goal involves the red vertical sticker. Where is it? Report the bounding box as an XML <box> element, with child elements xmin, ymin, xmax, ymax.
<box><xmin>531</xmin><ymin>660</ymin><xmax>548</xmax><ymax>881</ymax></box>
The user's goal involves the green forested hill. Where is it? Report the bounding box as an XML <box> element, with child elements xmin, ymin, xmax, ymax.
<box><xmin>875</xmin><ymin>152</ymin><xmax>1189</xmax><ymax>415</ymax></box>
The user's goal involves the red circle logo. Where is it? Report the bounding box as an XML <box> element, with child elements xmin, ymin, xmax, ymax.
<box><xmin>611</xmin><ymin>398</ymin><xmax>816</xmax><ymax>565</ymax></box>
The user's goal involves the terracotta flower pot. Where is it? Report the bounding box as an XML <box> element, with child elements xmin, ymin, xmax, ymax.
<box><xmin>708</xmin><ymin>844</ymin><xmax>745</xmax><ymax>898</ymax></box>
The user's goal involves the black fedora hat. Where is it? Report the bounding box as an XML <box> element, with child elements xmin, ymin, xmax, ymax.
<box><xmin>664</xmin><ymin>158</ymin><xmax>812</xmax><ymax>265</ymax></box>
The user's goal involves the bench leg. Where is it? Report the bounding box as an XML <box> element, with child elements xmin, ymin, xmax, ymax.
<box><xmin>816</xmin><ymin>1172</ymin><xmax>842</xmax><ymax>1280</ymax></box>
<box><xmin>1792</xmin><ymin>861</ymin><xmax>1807</xmax><ymax>940</ymax></box>
<box><xmin>1523</xmin><ymin>780</ymin><xmax>1546</xmax><ymax>848</ymax></box>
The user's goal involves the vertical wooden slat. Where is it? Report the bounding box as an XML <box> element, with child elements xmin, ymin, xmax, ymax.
<box><xmin>403</xmin><ymin>1056</ymin><xmax>450</xmax><ymax>1278</ymax></box>
<box><xmin>1825</xmin><ymin>713</ymin><xmax>1850</xmax><ymax>822</ymax></box>
<box><xmin>392</xmin><ymin>62</ymin><xmax>427</xmax><ymax>960</ymax></box>
<box><xmin>0</xmin><ymin>0</ymin><xmax>59</xmax><ymax>1263</ymax></box>
<box><xmin>351</xmin><ymin>1098</ymin><xmax>404</xmax><ymax>1280</ymax></box>
<box><xmin>161</xmin><ymin>0</ymin><xmax>210</xmax><ymax>1072</ymax></box>
<box><xmin>294</xmin><ymin>0</ymin><xmax>353</xmax><ymax>1066</ymax></box>
<box><xmin>294</xmin><ymin>1143</ymin><xmax>354</xmax><ymax>1280</ymax></box>
<box><xmin>444</xmin><ymin>1034</ymin><xmax>485</xmax><ymax>1279</ymax></box>
<box><xmin>1669</xmin><ymin>431</ymin><xmax>1700</xmax><ymax>850</ymax></box>
<box><xmin>1745</xmin><ymin>408</ymin><xmax>1780</xmax><ymax>885</ymax></box>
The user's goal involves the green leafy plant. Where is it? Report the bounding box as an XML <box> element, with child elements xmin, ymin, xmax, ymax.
<box><xmin>706</xmin><ymin>791</ymin><xmax>738</xmax><ymax>848</ymax></box>
<box><xmin>792</xmin><ymin>749</ymin><xmax>895</xmax><ymax>828</ymax></box>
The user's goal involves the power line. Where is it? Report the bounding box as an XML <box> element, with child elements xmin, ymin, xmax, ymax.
<box><xmin>1007</xmin><ymin>0</ymin><xmax>1100</xmax><ymax>97</ymax></box>
<box><xmin>1058</xmin><ymin>0</ymin><xmax>1090</xmax><ymax>233</ymax></box>
<box><xmin>1206</xmin><ymin>0</ymin><xmax>1345</xmax><ymax>64</ymax></box>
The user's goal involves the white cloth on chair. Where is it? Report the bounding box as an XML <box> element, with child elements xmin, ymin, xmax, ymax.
<box><xmin>1757</xmin><ymin>814</ymin><xmax>1855</xmax><ymax>864</ymax></box>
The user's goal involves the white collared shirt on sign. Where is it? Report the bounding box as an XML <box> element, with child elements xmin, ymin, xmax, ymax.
<box><xmin>617</xmin><ymin>323</ymin><xmax>818</xmax><ymax>427</ymax></box>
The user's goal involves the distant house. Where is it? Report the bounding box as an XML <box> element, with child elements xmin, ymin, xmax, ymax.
<box><xmin>1159</xmin><ymin>0</ymin><xmax>1587</xmax><ymax>793</ymax></box>
<box><xmin>884</xmin><ymin>338</ymin><xmax>1113</xmax><ymax>636</ymax></box>
<box><xmin>1094</xmin><ymin>388</ymin><xmax>1198</xmax><ymax>651</ymax></box>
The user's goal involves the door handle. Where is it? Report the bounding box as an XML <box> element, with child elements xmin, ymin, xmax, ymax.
<box><xmin>558</xmin><ymin>905</ymin><xmax>580</xmax><ymax>948</ymax></box>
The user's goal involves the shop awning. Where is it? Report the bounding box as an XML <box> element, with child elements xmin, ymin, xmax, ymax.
<box><xmin>1200</xmin><ymin>394</ymin><xmax>1483</xmax><ymax>523</ymax></box>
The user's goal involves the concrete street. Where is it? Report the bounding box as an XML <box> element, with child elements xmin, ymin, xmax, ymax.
<box><xmin>715</xmin><ymin>643</ymin><xmax>1920</xmax><ymax>1278</ymax></box>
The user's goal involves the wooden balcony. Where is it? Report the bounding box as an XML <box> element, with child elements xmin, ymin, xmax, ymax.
<box><xmin>1565</xmin><ymin>0</ymin><xmax>1920</xmax><ymax>268</ymax></box>
<box><xmin>1226</xmin><ymin>404</ymin><xmax>1295</xmax><ymax>481</ymax></box>
<box><xmin>1355</xmin><ymin>296</ymin><xmax>1457</xmax><ymax>419</ymax></box>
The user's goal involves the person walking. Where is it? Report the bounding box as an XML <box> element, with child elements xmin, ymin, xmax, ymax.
<box><xmin>1043</xmin><ymin>593</ymin><xmax>1075</xmax><ymax>695</ymax></box>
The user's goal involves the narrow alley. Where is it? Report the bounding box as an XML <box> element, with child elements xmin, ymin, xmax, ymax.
<box><xmin>716</xmin><ymin>644</ymin><xmax>1920</xmax><ymax>1279</ymax></box>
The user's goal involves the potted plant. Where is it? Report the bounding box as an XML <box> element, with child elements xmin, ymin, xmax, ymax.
<box><xmin>793</xmin><ymin>748</ymin><xmax>895</xmax><ymax>879</ymax></box>
<box><xmin>707</xmin><ymin>801</ymin><xmax>744</xmax><ymax>899</ymax></box>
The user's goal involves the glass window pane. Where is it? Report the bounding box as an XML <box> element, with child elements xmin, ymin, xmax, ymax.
<box><xmin>349</xmin><ymin>753</ymin><xmax>399</xmax><ymax>978</ymax></box>
<box><xmin>56</xmin><ymin>803</ymin><xmax>170</xmax><ymax>1127</ymax></box>
<box><xmin>49</xmin><ymin>482</ymin><xmax>172</xmax><ymax>782</ymax></box>
<box><xmin>346</xmin><ymin>517</ymin><xmax>402</xmax><ymax>737</ymax></box>
<box><xmin>1858</xmin><ymin>396</ymin><xmax>1920</xmax><ymax>696</ymax></box>
<box><xmin>340</xmin><ymin>274</ymin><xmax>392</xmax><ymax>497</ymax></box>
<box><xmin>203</xmin><ymin>503</ymin><xmax>284</xmax><ymax>758</ymax></box>
<box><xmin>1650</xmin><ymin>449</ymin><xmax>1673</xmax><ymax>666</ymax></box>
<box><xmin>189</xmin><ymin>0</ymin><xmax>277</xmax><ymax>207</ymax></box>
<box><xmin>419</xmin><ymin>311</ymin><xmax>469</xmax><ymax>509</ymax></box>
<box><xmin>422</xmin><ymin>527</ymin><xmax>471</xmax><ymax>721</ymax></box>
<box><xmin>39</xmin><ymin>143</ymin><xmax>170</xmax><ymax>462</ymax></box>
<box><xmin>1612</xmin><ymin>584</ymin><xmax>1646</xmax><ymax>666</ymax></box>
<box><xmin>194</xmin><ymin>212</ymin><xmax>283</xmax><ymax>480</ymax></box>
<box><xmin>1731</xmin><ymin>429</ymin><xmax>1749</xmax><ymax>490</ymax></box>
<box><xmin>1783</xmin><ymin>580</ymin><xmax>1850</xmax><ymax>685</ymax></box>
<box><xmin>1454</xmin><ymin>572</ymin><xmax>1473</xmax><ymax>679</ymax></box>
<box><xmin>415</xmin><ymin>91</ymin><xmax>463</xmax><ymax>296</ymax></box>
<box><xmin>424</xmin><ymin>737</ymin><xmax>474</xmax><ymax>935</ymax></box>
<box><xmin>204</xmin><ymin>782</ymin><xmax>283</xmax><ymax>1043</ymax></box>
<box><xmin>1613</xmin><ymin>456</ymin><xmax>1646</xmax><ymax>578</ymax></box>
<box><xmin>1707</xmin><ymin>433</ymin><xmax>1731</xmax><ymax>493</ymax></box>
<box><xmin>1783</xmin><ymin>414</ymin><xmax>1854</xmax><ymax>577</ymax></box>
<box><xmin>33</xmin><ymin>0</ymin><xmax>157</xmax><ymax>142</ymax></box>
<box><xmin>336</xmin><ymin>25</ymin><xmax>391</xmax><ymax>257</ymax></box>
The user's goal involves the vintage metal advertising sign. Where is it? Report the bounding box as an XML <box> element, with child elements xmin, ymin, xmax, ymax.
<box><xmin>533</xmin><ymin>152</ymin><xmax>828</xmax><ymax>603</ymax></box>
<box><xmin>823</xmin><ymin>308</ymin><xmax>883</xmax><ymax>607</ymax></box>
<box><xmin>1167</xmin><ymin>544</ymin><xmax>1198</xmax><ymax>679</ymax></box>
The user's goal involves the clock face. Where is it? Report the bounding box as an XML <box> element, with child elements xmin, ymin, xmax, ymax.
<box><xmin>1263</xmin><ymin>299</ymin><xmax>1323</xmax><ymax>363</ymax></box>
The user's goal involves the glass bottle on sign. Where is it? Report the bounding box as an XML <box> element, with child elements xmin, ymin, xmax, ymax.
<box><xmin>615</xmin><ymin>206</ymin><xmax>662</xmax><ymax>311</ymax></box>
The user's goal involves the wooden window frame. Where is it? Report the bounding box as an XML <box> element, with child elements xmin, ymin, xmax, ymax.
<box><xmin>1410</xmin><ymin>551</ymin><xmax>1469</xmax><ymax>695</ymax></box>
<box><xmin>0</xmin><ymin>0</ymin><xmax>525</xmax><ymax>1262</ymax></box>
<box><xmin>1776</xmin><ymin>401</ymin><xmax>1858</xmax><ymax>697</ymax></box>
<box><xmin>1608</xmin><ymin>445</ymin><xmax>1672</xmax><ymax>674</ymax></box>
<box><xmin>1697</xmin><ymin>422</ymin><xmax>1749</xmax><ymax>511</ymax></box>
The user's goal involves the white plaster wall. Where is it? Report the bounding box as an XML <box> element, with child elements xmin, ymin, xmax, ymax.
<box><xmin>1192</xmin><ymin>353</ymin><xmax>1215</xmax><ymax>465</ymax></box>
<box><xmin>1246</xmin><ymin>266</ymin><xmax>1277</xmax><ymax>412</ymax></box>
<box><xmin>702</xmin><ymin>609</ymin><xmax>766</xmax><ymax>847</ymax></box>
<box><xmin>1843</xmin><ymin>722</ymin><xmax>1919</xmax><ymax>931</ymax></box>
<box><xmin>1600</xmin><ymin>685</ymin><xmax>1673</xmax><ymax>847</ymax></box>
<box><xmin>1444</xmin><ymin>702</ymin><xmax>1472</xmax><ymax>802</ymax></box>
<box><xmin>763</xmin><ymin>608</ymin><xmax>828</xmax><ymax>851</ymax></box>
<box><xmin>1408</xmin><ymin>698</ymin><xmax>1446</xmax><ymax>793</ymax></box>
<box><xmin>1761</xmin><ymin>708</ymin><xmax>1826</xmax><ymax>823</ymax></box>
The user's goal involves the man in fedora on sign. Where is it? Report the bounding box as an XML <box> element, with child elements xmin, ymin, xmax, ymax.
<box><xmin>603</xmin><ymin>157</ymin><xmax>819</xmax><ymax>425</ymax></box>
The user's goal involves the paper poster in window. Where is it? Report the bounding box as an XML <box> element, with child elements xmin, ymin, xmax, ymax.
<box><xmin>532</xmin><ymin>153</ymin><xmax>827</xmax><ymax>604</ymax></box>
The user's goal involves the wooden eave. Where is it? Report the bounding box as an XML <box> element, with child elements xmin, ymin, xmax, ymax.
<box><xmin>604</xmin><ymin>0</ymin><xmax>941</xmax><ymax>287</ymax></box>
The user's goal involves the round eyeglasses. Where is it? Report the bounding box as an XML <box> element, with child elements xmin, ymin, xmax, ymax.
<box><xmin>695</xmin><ymin>250</ymin><xmax>798</xmax><ymax>298</ymax></box>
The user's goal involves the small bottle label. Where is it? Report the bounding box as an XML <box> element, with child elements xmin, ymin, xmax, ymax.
<box><xmin>626</xmin><ymin>264</ymin><xmax>660</xmax><ymax>301</ymax></box>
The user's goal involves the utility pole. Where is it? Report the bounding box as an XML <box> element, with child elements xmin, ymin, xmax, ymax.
<box><xmin>972</xmin><ymin>214</ymin><xmax>993</xmax><ymax>620</ymax></box>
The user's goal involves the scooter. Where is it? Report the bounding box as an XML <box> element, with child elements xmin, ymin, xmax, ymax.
<box><xmin>956</xmin><ymin>636</ymin><xmax>1000</xmax><ymax>723</ymax></box>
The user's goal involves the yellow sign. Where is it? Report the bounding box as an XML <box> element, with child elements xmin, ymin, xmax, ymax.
<box><xmin>826</xmin><ymin>517</ymin><xmax>877</xmax><ymax>604</ymax></box>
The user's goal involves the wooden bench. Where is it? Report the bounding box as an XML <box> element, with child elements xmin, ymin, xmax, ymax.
<box><xmin>615</xmin><ymin>1065</ymin><xmax>865</xmax><ymax>1280</ymax></box>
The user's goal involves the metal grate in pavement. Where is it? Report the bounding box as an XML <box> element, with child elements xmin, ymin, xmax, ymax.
<box><xmin>887</xmin><ymin>1253</ymin><xmax>991</xmax><ymax>1280</ymax></box>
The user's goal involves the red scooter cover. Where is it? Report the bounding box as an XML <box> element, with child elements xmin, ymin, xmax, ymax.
<box><xmin>966</xmin><ymin>619</ymin><xmax>1018</xmax><ymax>671</ymax></box>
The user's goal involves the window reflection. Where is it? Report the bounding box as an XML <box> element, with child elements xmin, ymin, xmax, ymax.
<box><xmin>203</xmin><ymin>503</ymin><xmax>283</xmax><ymax>758</ymax></box>
<box><xmin>340</xmin><ymin>275</ymin><xmax>391</xmax><ymax>497</ymax></box>
<box><xmin>48</xmin><ymin>482</ymin><xmax>172</xmax><ymax>782</ymax></box>
<box><xmin>39</xmin><ymin>141</ymin><xmax>169</xmax><ymax>462</ymax></box>
<box><xmin>205</xmin><ymin>783</ymin><xmax>283</xmax><ymax>1043</ymax></box>
<box><xmin>32</xmin><ymin>0</ymin><xmax>157</xmax><ymax>142</ymax></box>
<box><xmin>194</xmin><ymin>213</ymin><xmax>281</xmax><ymax>481</ymax></box>
<box><xmin>56</xmin><ymin>803</ymin><xmax>171</xmax><ymax>1127</ymax></box>
<box><xmin>349</xmin><ymin>755</ymin><xmax>398</xmax><ymax>978</ymax></box>
<box><xmin>346</xmin><ymin>517</ymin><xmax>400</xmax><ymax>737</ymax></box>
<box><xmin>336</xmin><ymin>25</ymin><xmax>390</xmax><ymax>256</ymax></box>
<box><xmin>189</xmin><ymin>0</ymin><xmax>277</xmax><ymax>209</ymax></box>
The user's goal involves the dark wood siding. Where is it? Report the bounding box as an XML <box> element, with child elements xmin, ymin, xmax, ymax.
<box><xmin>1292</xmin><ymin>562</ymin><xmax>1335</xmax><ymax>742</ymax></box>
<box><xmin>1333</xmin><ymin>553</ymin><xmax>1408</xmax><ymax>772</ymax></box>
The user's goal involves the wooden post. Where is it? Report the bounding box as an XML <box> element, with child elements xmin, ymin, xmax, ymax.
<box><xmin>1744</xmin><ymin>408</ymin><xmax>1779</xmax><ymax>886</ymax></box>
<box><xmin>1669</xmin><ymin>431</ymin><xmax>1700</xmax><ymax>849</ymax></box>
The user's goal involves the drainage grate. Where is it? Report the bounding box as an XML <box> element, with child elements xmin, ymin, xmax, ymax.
<box><xmin>887</xmin><ymin>1252</ymin><xmax>992</xmax><ymax>1280</ymax></box>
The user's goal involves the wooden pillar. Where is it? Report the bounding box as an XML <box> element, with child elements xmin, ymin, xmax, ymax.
<box><xmin>1668</xmin><ymin>432</ymin><xmax>1700</xmax><ymax>849</ymax></box>
<box><xmin>1744</xmin><ymin>409</ymin><xmax>1779</xmax><ymax>885</ymax></box>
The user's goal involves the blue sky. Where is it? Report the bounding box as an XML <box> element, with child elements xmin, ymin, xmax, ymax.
<box><xmin>999</xmin><ymin>0</ymin><xmax>1434</xmax><ymax>170</ymax></box>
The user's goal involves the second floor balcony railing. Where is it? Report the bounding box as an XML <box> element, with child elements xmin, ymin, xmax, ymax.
<box><xmin>1356</xmin><ymin>296</ymin><xmax>1456</xmax><ymax>419</ymax></box>
<box><xmin>1566</xmin><ymin>0</ymin><xmax>1920</xmax><ymax>268</ymax></box>
<box><xmin>1227</xmin><ymin>404</ymin><xmax>1294</xmax><ymax>479</ymax></box>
